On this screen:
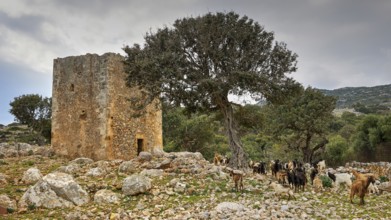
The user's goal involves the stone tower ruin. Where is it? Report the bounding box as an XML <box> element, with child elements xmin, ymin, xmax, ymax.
<box><xmin>51</xmin><ymin>53</ymin><xmax>163</xmax><ymax>160</ymax></box>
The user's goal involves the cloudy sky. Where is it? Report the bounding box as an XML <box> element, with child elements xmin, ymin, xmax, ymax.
<box><xmin>1</xmin><ymin>0</ymin><xmax>390</xmax><ymax>125</ymax></box>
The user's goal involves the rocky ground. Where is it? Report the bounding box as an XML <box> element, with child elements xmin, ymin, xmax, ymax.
<box><xmin>0</xmin><ymin>143</ymin><xmax>391</xmax><ymax>220</ymax></box>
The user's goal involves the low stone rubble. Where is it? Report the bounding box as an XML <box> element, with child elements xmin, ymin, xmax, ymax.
<box><xmin>0</xmin><ymin>146</ymin><xmax>390</xmax><ymax>219</ymax></box>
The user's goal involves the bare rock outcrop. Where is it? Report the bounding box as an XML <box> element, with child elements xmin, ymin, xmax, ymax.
<box><xmin>122</xmin><ymin>174</ymin><xmax>152</xmax><ymax>196</ymax></box>
<box><xmin>19</xmin><ymin>172</ymin><xmax>89</xmax><ymax>209</ymax></box>
<box><xmin>21</xmin><ymin>167</ymin><xmax>42</xmax><ymax>184</ymax></box>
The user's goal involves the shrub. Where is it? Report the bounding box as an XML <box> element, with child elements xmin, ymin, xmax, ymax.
<box><xmin>319</xmin><ymin>175</ymin><xmax>333</xmax><ymax>188</ymax></box>
<box><xmin>379</xmin><ymin>176</ymin><xmax>389</xmax><ymax>183</ymax></box>
<box><xmin>28</xmin><ymin>203</ymin><xmax>36</xmax><ymax>210</ymax></box>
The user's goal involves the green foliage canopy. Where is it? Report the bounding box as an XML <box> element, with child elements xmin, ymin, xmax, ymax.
<box><xmin>123</xmin><ymin>11</ymin><xmax>299</xmax><ymax>168</ymax></box>
<box><xmin>270</xmin><ymin>87</ymin><xmax>337</xmax><ymax>162</ymax></box>
<box><xmin>9</xmin><ymin>94</ymin><xmax>52</xmax><ymax>141</ymax></box>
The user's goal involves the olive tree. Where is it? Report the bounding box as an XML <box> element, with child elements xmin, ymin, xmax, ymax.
<box><xmin>123</xmin><ymin>12</ymin><xmax>298</xmax><ymax>168</ymax></box>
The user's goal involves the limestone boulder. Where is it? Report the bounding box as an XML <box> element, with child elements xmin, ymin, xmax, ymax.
<box><xmin>19</xmin><ymin>172</ymin><xmax>89</xmax><ymax>209</ymax></box>
<box><xmin>122</xmin><ymin>174</ymin><xmax>152</xmax><ymax>196</ymax></box>
<box><xmin>86</xmin><ymin>167</ymin><xmax>106</xmax><ymax>177</ymax></box>
<box><xmin>94</xmin><ymin>189</ymin><xmax>120</xmax><ymax>204</ymax></box>
<box><xmin>0</xmin><ymin>173</ymin><xmax>8</xmax><ymax>186</ymax></box>
<box><xmin>0</xmin><ymin>194</ymin><xmax>17</xmax><ymax>210</ymax></box>
<box><xmin>118</xmin><ymin>160</ymin><xmax>138</xmax><ymax>174</ymax></box>
<box><xmin>140</xmin><ymin>169</ymin><xmax>163</xmax><ymax>178</ymax></box>
<box><xmin>138</xmin><ymin>151</ymin><xmax>152</xmax><ymax>162</ymax></box>
<box><xmin>21</xmin><ymin>167</ymin><xmax>42</xmax><ymax>184</ymax></box>
<box><xmin>70</xmin><ymin>157</ymin><xmax>94</xmax><ymax>165</ymax></box>
<box><xmin>57</xmin><ymin>163</ymin><xmax>81</xmax><ymax>175</ymax></box>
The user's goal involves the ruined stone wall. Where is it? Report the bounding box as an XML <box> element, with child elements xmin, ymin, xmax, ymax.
<box><xmin>52</xmin><ymin>53</ymin><xmax>162</xmax><ymax>160</ymax></box>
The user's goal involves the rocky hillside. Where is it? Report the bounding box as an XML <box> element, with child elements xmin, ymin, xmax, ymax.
<box><xmin>319</xmin><ymin>84</ymin><xmax>391</xmax><ymax>109</ymax></box>
<box><xmin>0</xmin><ymin>143</ymin><xmax>391</xmax><ymax>219</ymax></box>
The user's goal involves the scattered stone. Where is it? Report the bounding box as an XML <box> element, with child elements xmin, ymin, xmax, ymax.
<box><xmin>70</xmin><ymin>157</ymin><xmax>94</xmax><ymax>165</ymax></box>
<box><xmin>19</xmin><ymin>172</ymin><xmax>89</xmax><ymax>209</ymax></box>
<box><xmin>94</xmin><ymin>189</ymin><xmax>120</xmax><ymax>204</ymax></box>
<box><xmin>0</xmin><ymin>194</ymin><xmax>17</xmax><ymax>210</ymax></box>
<box><xmin>138</xmin><ymin>151</ymin><xmax>152</xmax><ymax>162</ymax></box>
<box><xmin>118</xmin><ymin>161</ymin><xmax>138</xmax><ymax>174</ymax></box>
<box><xmin>140</xmin><ymin>169</ymin><xmax>163</xmax><ymax>177</ymax></box>
<box><xmin>21</xmin><ymin>167</ymin><xmax>42</xmax><ymax>184</ymax></box>
<box><xmin>122</xmin><ymin>174</ymin><xmax>152</xmax><ymax>196</ymax></box>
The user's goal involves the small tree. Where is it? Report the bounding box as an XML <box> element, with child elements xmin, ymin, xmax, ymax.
<box><xmin>9</xmin><ymin>94</ymin><xmax>51</xmax><ymax>141</ymax></box>
<box><xmin>123</xmin><ymin>12</ymin><xmax>298</xmax><ymax>168</ymax></box>
<box><xmin>271</xmin><ymin>87</ymin><xmax>336</xmax><ymax>163</ymax></box>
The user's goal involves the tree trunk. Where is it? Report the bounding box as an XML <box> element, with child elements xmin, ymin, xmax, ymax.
<box><xmin>218</xmin><ymin>96</ymin><xmax>248</xmax><ymax>169</ymax></box>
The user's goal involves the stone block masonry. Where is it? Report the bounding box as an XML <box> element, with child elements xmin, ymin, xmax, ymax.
<box><xmin>52</xmin><ymin>53</ymin><xmax>162</xmax><ymax>160</ymax></box>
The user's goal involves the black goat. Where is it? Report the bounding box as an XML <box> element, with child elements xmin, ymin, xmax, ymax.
<box><xmin>293</xmin><ymin>168</ymin><xmax>307</xmax><ymax>192</ymax></box>
<box><xmin>271</xmin><ymin>160</ymin><xmax>281</xmax><ymax>177</ymax></box>
<box><xmin>310</xmin><ymin>168</ymin><xmax>319</xmax><ymax>185</ymax></box>
<box><xmin>327</xmin><ymin>172</ymin><xmax>336</xmax><ymax>182</ymax></box>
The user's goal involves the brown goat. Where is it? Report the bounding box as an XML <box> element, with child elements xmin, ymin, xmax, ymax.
<box><xmin>351</xmin><ymin>169</ymin><xmax>377</xmax><ymax>181</ymax></box>
<box><xmin>350</xmin><ymin>175</ymin><xmax>375</xmax><ymax>205</ymax></box>
<box><xmin>313</xmin><ymin>175</ymin><xmax>324</xmax><ymax>192</ymax></box>
<box><xmin>230</xmin><ymin>170</ymin><xmax>244</xmax><ymax>192</ymax></box>
<box><xmin>213</xmin><ymin>153</ymin><xmax>224</xmax><ymax>165</ymax></box>
<box><xmin>276</xmin><ymin>171</ymin><xmax>288</xmax><ymax>185</ymax></box>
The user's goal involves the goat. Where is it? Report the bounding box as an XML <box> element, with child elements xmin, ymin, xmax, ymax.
<box><xmin>271</xmin><ymin>159</ymin><xmax>282</xmax><ymax>177</ymax></box>
<box><xmin>350</xmin><ymin>175</ymin><xmax>376</xmax><ymax>205</ymax></box>
<box><xmin>269</xmin><ymin>181</ymin><xmax>295</xmax><ymax>200</ymax></box>
<box><xmin>313</xmin><ymin>175</ymin><xmax>324</xmax><ymax>192</ymax></box>
<box><xmin>293</xmin><ymin>168</ymin><xmax>307</xmax><ymax>192</ymax></box>
<box><xmin>276</xmin><ymin>170</ymin><xmax>288</xmax><ymax>185</ymax></box>
<box><xmin>253</xmin><ymin>161</ymin><xmax>267</xmax><ymax>175</ymax></box>
<box><xmin>214</xmin><ymin>153</ymin><xmax>229</xmax><ymax>166</ymax></box>
<box><xmin>287</xmin><ymin>170</ymin><xmax>295</xmax><ymax>189</ymax></box>
<box><xmin>213</xmin><ymin>153</ymin><xmax>223</xmax><ymax>165</ymax></box>
<box><xmin>317</xmin><ymin>160</ymin><xmax>326</xmax><ymax>173</ymax></box>
<box><xmin>310</xmin><ymin>168</ymin><xmax>319</xmax><ymax>185</ymax></box>
<box><xmin>328</xmin><ymin>171</ymin><xmax>352</xmax><ymax>191</ymax></box>
<box><xmin>311</xmin><ymin>159</ymin><xmax>326</xmax><ymax>172</ymax></box>
<box><xmin>230</xmin><ymin>170</ymin><xmax>244</xmax><ymax>192</ymax></box>
<box><xmin>351</xmin><ymin>169</ymin><xmax>377</xmax><ymax>181</ymax></box>
<box><xmin>367</xmin><ymin>182</ymin><xmax>379</xmax><ymax>194</ymax></box>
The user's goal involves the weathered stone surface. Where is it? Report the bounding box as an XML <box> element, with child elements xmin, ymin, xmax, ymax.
<box><xmin>94</xmin><ymin>189</ymin><xmax>120</xmax><ymax>204</ymax></box>
<box><xmin>19</xmin><ymin>172</ymin><xmax>89</xmax><ymax>208</ymax></box>
<box><xmin>21</xmin><ymin>167</ymin><xmax>42</xmax><ymax>184</ymax></box>
<box><xmin>0</xmin><ymin>173</ymin><xmax>8</xmax><ymax>186</ymax></box>
<box><xmin>0</xmin><ymin>194</ymin><xmax>17</xmax><ymax>210</ymax></box>
<box><xmin>86</xmin><ymin>167</ymin><xmax>106</xmax><ymax>177</ymax></box>
<box><xmin>51</xmin><ymin>53</ymin><xmax>163</xmax><ymax>161</ymax></box>
<box><xmin>122</xmin><ymin>174</ymin><xmax>152</xmax><ymax>196</ymax></box>
<box><xmin>118</xmin><ymin>160</ymin><xmax>138</xmax><ymax>174</ymax></box>
<box><xmin>0</xmin><ymin>143</ymin><xmax>34</xmax><ymax>157</ymax></box>
<box><xmin>138</xmin><ymin>151</ymin><xmax>152</xmax><ymax>162</ymax></box>
<box><xmin>215</xmin><ymin>202</ymin><xmax>245</xmax><ymax>213</ymax></box>
<box><xmin>140</xmin><ymin>169</ymin><xmax>163</xmax><ymax>178</ymax></box>
<box><xmin>70</xmin><ymin>157</ymin><xmax>94</xmax><ymax>165</ymax></box>
<box><xmin>57</xmin><ymin>163</ymin><xmax>81</xmax><ymax>174</ymax></box>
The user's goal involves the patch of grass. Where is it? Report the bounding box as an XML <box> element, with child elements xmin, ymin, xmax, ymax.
<box><xmin>379</xmin><ymin>176</ymin><xmax>389</xmax><ymax>183</ymax></box>
<box><xmin>28</xmin><ymin>203</ymin><xmax>36</xmax><ymax>211</ymax></box>
<box><xmin>22</xmin><ymin>160</ymin><xmax>35</xmax><ymax>167</ymax></box>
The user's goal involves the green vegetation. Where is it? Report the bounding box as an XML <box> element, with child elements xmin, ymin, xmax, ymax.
<box><xmin>124</xmin><ymin>11</ymin><xmax>299</xmax><ymax>168</ymax></box>
<box><xmin>319</xmin><ymin>175</ymin><xmax>333</xmax><ymax>188</ymax></box>
<box><xmin>320</xmin><ymin>84</ymin><xmax>391</xmax><ymax>110</ymax></box>
<box><xmin>8</xmin><ymin>94</ymin><xmax>51</xmax><ymax>144</ymax></box>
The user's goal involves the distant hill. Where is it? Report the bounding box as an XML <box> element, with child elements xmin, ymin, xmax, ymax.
<box><xmin>319</xmin><ymin>84</ymin><xmax>391</xmax><ymax>109</ymax></box>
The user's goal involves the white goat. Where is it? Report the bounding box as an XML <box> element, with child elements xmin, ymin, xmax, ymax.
<box><xmin>269</xmin><ymin>181</ymin><xmax>295</xmax><ymax>200</ymax></box>
<box><xmin>317</xmin><ymin>160</ymin><xmax>326</xmax><ymax>173</ymax></box>
<box><xmin>327</xmin><ymin>172</ymin><xmax>353</xmax><ymax>191</ymax></box>
<box><xmin>367</xmin><ymin>182</ymin><xmax>379</xmax><ymax>194</ymax></box>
